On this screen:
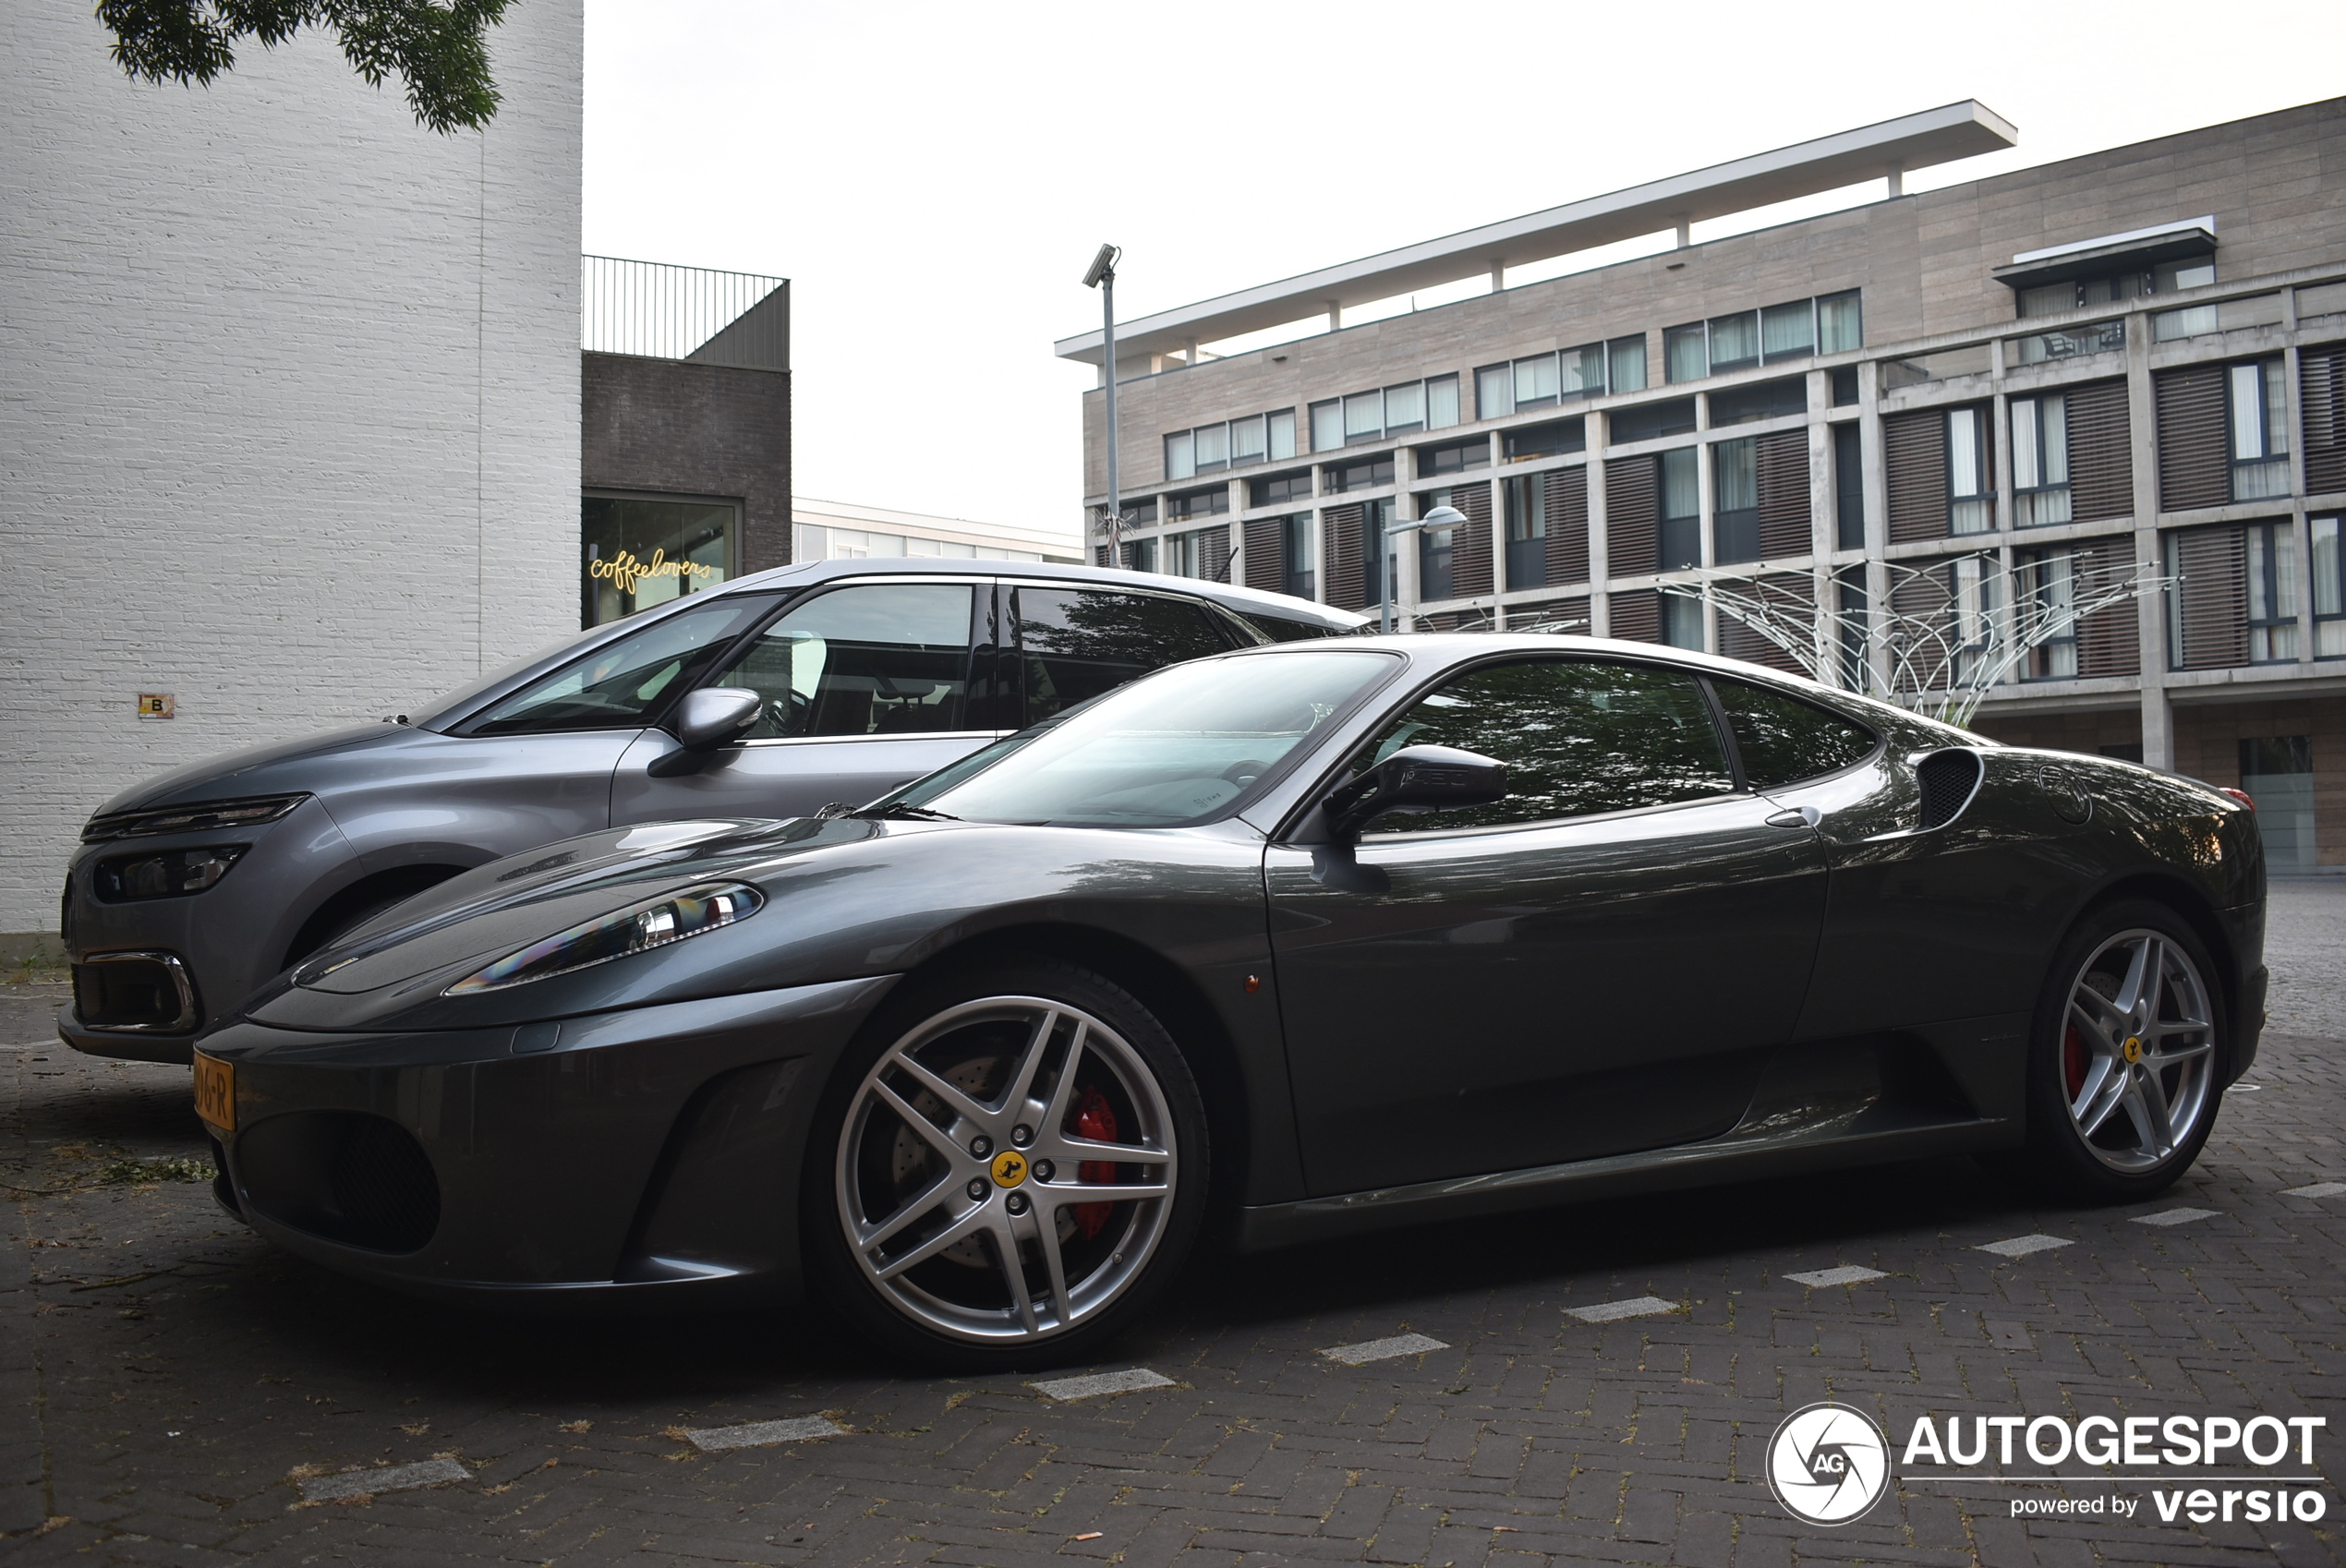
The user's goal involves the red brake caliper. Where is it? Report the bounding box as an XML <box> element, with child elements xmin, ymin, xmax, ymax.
<box><xmin>2062</xmin><ymin>1024</ymin><xmax>2088</xmax><ymax>1102</ymax></box>
<box><xmin>1073</xmin><ymin>1087</ymin><xmax>1119</xmax><ymax>1240</ymax></box>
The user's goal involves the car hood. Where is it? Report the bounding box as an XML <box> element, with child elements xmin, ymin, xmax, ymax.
<box><xmin>93</xmin><ymin>723</ymin><xmax>439</xmax><ymax>817</ymax></box>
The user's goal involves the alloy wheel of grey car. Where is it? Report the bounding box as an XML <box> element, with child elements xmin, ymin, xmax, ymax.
<box><xmin>2060</xmin><ymin>928</ymin><xmax>2218</xmax><ymax>1174</ymax></box>
<box><xmin>813</xmin><ymin>962</ymin><xmax>1207</xmax><ymax>1367</ymax></box>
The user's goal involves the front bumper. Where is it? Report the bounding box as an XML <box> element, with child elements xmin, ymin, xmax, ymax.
<box><xmin>200</xmin><ymin>976</ymin><xmax>894</xmax><ymax>1308</ymax></box>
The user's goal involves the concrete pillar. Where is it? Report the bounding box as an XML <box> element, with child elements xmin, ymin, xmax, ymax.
<box><xmin>1586</xmin><ymin>413</ymin><xmax>1610</xmax><ymax>637</ymax></box>
<box><xmin>2124</xmin><ymin>308</ymin><xmax>2174</xmax><ymax>770</ymax></box>
<box><xmin>1807</xmin><ymin>370</ymin><xmax>1836</xmax><ymax>675</ymax></box>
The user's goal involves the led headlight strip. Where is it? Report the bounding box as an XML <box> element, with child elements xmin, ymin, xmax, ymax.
<box><xmin>442</xmin><ymin>881</ymin><xmax>764</xmax><ymax>995</ymax></box>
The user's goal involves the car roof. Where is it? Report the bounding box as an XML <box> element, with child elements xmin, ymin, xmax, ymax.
<box><xmin>720</xmin><ymin>556</ymin><xmax>1369</xmax><ymax>632</ymax></box>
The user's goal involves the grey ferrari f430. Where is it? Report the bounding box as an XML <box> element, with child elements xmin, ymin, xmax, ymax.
<box><xmin>189</xmin><ymin>635</ymin><xmax>2266</xmax><ymax>1369</ymax></box>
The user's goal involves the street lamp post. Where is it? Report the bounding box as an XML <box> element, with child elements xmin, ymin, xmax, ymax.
<box><xmin>1082</xmin><ymin>244</ymin><xmax>1123</xmax><ymax>567</ymax></box>
<box><xmin>1381</xmin><ymin>504</ymin><xmax>1467</xmax><ymax>634</ymax></box>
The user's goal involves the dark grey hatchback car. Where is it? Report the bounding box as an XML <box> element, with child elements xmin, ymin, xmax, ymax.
<box><xmin>61</xmin><ymin>558</ymin><xmax>1362</xmax><ymax>1061</ymax></box>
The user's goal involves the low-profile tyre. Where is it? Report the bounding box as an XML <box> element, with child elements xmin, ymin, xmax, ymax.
<box><xmin>2015</xmin><ymin>899</ymin><xmax>2227</xmax><ymax>1204</ymax></box>
<box><xmin>803</xmin><ymin>959</ymin><xmax>1209</xmax><ymax>1372</ymax></box>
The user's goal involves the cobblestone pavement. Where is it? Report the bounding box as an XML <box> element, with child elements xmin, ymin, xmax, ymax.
<box><xmin>3</xmin><ymin>894</ymin><xmax>2341</xmax><ymax>1568</ymax></box>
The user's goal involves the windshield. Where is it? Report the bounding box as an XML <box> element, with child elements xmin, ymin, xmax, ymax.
<box><xmin>459</xmin><ymin>597</ymin><xmax>774</xmax><ymax>736</ymax></box>
<box><xmin>895</xmin><ymin>650</ymin><xmax>1395</xmax><ymax>827</ymax></box>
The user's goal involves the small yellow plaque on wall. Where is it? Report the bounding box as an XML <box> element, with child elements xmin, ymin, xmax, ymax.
<box><xmin>136</xmin><ymin>694</ymin><xmax>175</xmax><ymax>718</ymax></box>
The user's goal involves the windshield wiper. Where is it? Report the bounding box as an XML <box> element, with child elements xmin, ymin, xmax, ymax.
<box><xmin>849</xmin><ymin>802</ymin><xmax>961</xmax><ymax>822</ymax></box>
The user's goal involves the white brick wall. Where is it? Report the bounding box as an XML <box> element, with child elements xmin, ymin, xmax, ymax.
<box><xmin>0</xmin><ymin>1</ymin><xmax>584</xmax><ymax>933</ymax></box>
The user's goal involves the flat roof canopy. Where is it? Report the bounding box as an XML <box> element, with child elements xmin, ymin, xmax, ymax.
<box><xmin>1055</xmin><ymin>101</ymin><xmax>2016</xmax><ymax>369</ymax></box>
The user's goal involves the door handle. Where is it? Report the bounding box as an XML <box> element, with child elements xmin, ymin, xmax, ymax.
<box><xmin>1765</xmin><ymin>807</ymin><xmax>1820</xmax><ymax>828</ymax></box>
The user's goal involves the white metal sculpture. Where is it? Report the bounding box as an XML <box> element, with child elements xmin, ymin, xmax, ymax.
<box><xmin>1664</xmin><ymin>552</ymin><xmax>2171</xmax><ymax>730</ymax></box>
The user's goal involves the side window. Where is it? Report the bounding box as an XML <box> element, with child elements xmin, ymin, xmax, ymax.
<box><xmin>715</xmin><ymin>583</ymin><xmax>976</xmax><ymax>740</ymax></box>
<box><xmin>1351</xmin><ymin>658</ymin><xmax>1735</xmax><ymax>832</ymax></box>
<box><xmin>1242</xmin><ymin>611</ymin><xmax>1337</xmax><ymax>644</ymax></box>
<box><xmin>1710</xmin><ymin>679</ymin><xmax>1876</xmax><ymax>789</ymax></box>
<box><xmin>466</xmin><ymin>597</ymin><xmax>772</xmax><ymax>736</ymax></box>
<box><xmin>1013</xmin><ymin>587</ymin><xmax>1233</xmax><ymax>724</ymax></box>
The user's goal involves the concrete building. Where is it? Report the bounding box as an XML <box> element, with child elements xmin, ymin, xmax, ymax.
<box><xmin>792</xmin><ymin>497</ymin><xmax>1081</xmax><ymax>568</ymax></box>
<box><xmin>1</xmin><ymin>3</ymin><xmax>585</xmax><ymax>956</ymax></box>
<box><xmin>1059</xmin><ymin>99</ymin><xmax>2346</xmax><ymax>870</ymax></box>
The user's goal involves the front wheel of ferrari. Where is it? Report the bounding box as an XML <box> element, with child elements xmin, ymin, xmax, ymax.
<box><xmin>804</xmin><ymin>960</ymin><xmax>1208</xmax><ymax>1371</ymax></box>
<box><xmin>2015</xmin><ymin>899</ymin><xmax>2226</xmax><ymax>1204</ymax></box>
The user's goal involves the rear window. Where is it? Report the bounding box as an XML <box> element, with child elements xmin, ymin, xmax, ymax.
<box><xmin>1711</xmin><ymin>679</ymin><xmax>1877</xmax><ymax>789</ymax></box>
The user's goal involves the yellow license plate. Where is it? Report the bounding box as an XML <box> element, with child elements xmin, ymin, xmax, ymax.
<box><xmin>193</xmin><ymin>1052</ymin><xmax>235</xmax><ymax>1133</ymax></box>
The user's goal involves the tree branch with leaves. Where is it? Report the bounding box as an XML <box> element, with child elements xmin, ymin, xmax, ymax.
<box><xmin>96</xmin><ymin>0</ymin><xmax>514</xmax><ymax>134</ymax></box>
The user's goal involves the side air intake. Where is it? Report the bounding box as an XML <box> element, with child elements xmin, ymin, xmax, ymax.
<box><xmin>1916</xmin><ymin>749</ymin><xmax>1984</xmax><ymax>830</ymax></box>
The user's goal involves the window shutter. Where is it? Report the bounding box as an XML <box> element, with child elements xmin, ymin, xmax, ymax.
<box><xmin>2074</xmin><ymin>538</ymin><xmax>2142</xmax><ymax>678</ymax></box>
<box><xmin>2168</xmin><ymin>525</ymin><xmax>2248</xmax><ymax>669</ymax></box>
<box><xmin>1323</xmin><ymin>505</ymin><xmax>1365</xmax><ymax>610</ymax></box>
<box><xmin>2303</xmin><ymin>342</ymin><xmax>2346</xmax><ymax>496</ymax></box>
<box><xmin>1544</xmin><ymin>466</ymin><xmax>1590</xmax><ymax>586</ymax></box>
<box><xmin>1755</xmin><ymin>429</ymin><xmax>1811</xmax><ymax>559</ymax></box>
<box><xmin>2155</xmin><ymin>365</ymin><xmax>2230</xmax><ymax>512</ymax></box>
<box><xmin>1884</xmin><ymin>410</ymin><xmax>1947</xmax><ymax>541</ymax></box>
<box><xmin>1608</xmin><ymin>586</ymin><xmax>1661</xmax><ymax>643</ymax></box>
<box><xmin>1888</xmin><ymin>561</ymin><xmax>1961</xmax><ymax>693</ymax></box>
<box><xmin>1717</xmin><ymin>573</ymin><xmax>1813</xmax><ymax>674</ymax></box>
<box><xmin>2065</xmin><ymin>379</ymin><xmax>2134</xmax><ymax>524</ymax></box>
<box><xmin>1095</xmin><ymin>543</ymin><xmax>1116</xmax><ymax>568</ymax></box>
<box><xmin>1241</xmin><ymin>517</ymin><xmax>1281</xmax><ymax>593</ymax></box>
<box><xmin>1604</xmin><ymin>457</ymin><xmax>1658</xmax><ymax>576</ymax></box>
<box><xmin>1198</xmin><ymin>525</ymin><xmax>1231</xmax><ymax>584</ymax></box>
<box><xmin>1448</xmin><ymin>482</ymin><xmax>1494</xmax><ymax>598</ymax></box>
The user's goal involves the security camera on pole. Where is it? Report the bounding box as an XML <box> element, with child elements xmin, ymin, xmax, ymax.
<box><xmin>1082</xmin><ymin>244</ymin><xmax>1123</xmax><ymax>568</ymax></box>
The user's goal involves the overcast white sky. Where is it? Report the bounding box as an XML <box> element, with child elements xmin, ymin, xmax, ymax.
<box><xmin>581</xmin><ymin>0</ymin><xmax>2339</xmax><ymax>539</ymax></box>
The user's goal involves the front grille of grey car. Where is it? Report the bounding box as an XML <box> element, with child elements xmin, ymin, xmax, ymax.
<box><xmin>239</xmin><ymin>1112</ymin><xmax>441</xmax><ymax>1254</ymax></box>
<box><xmin>1916</xmin><ymin>750</ymin><xmax>1985</xmax><ymax>830</ymax></box>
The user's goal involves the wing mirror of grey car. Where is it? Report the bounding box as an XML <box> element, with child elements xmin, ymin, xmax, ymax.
<box><xmin>673</xmin><ymin>687</ymin><xmax>764</xmax><ymax>751</ymax></box>
<box><xmin>1321</xmin><ymin>744</ymin><xmax>1508</xmax><ymax>840</ymax></box>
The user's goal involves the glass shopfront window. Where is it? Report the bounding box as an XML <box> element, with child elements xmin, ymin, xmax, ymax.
<box><xmin>582</xmin><ymin>493</ymin><xmax>739</xmax><ymax>627</ymax></box>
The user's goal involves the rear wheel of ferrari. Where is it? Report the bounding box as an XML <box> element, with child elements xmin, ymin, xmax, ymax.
<box><xmin>2017</xmin><ymin>900</ymin><xmax>2225</xmax><ymax>1203</ymax></box>
<box><xmin>804</xmin><ymin>960</ymin><xmax>1208</xmax><ymax>1371</ymax></box>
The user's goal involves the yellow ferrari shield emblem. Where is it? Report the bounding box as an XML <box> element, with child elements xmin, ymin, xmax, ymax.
<box><xmin>2122</xmin><ymin>1036</ymin><xmax>2145</xmax><ymax>1064</ymax></box>
<box><xmin>990</xmin><ymin>1150</ymin><xmax>1029</xmax><ymax>1188</ymax></box>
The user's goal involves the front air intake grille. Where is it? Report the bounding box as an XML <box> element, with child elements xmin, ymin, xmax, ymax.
<box><xmin>331</xmin><ymin>1120</ymin><xmax>441</xmax><ymax>1253</ymax></box>
<box><xmin>237</xmin><ymin>1112</ymin><xmax>441</xmax><ymax>1254</ymax></box>
<box><xmin>72</xmin><ymin>952</ymin><xmax>199</xmax><ymax>1031</ymax></box>
<box><xmin>1916</xmin><ymin>749</ymin><xmax>1984</xmax><ymax>830</ymax></box>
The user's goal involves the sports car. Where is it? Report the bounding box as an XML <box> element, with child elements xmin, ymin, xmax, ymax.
<box><xmin>190</xmin><ymin>634</ymin><xmax>2266</xmax><ymax>1369</ymax></box>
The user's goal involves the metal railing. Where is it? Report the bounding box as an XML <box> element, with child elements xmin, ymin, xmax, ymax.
<box><xmin>582</xmin><ymin>256</ymin><xmax>790</xmax><ymax>371</ymax></box>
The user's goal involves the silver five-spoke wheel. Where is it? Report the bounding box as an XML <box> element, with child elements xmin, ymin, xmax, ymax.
<box><xmin>2060</xmin><ymin>928</ymin><xmax>2216</xmax><ymax>1173</ymax></box>
<box><xmin>834</xmin><ymin>995</ymin><xmax>1179</xmax><ymax>1345</ymax></box>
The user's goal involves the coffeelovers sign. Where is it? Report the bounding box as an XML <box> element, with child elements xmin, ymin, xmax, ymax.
<box><xmin>588</xmin><ymin>548</ymin><xmax>719</xmax><ymax>597</ymax></box>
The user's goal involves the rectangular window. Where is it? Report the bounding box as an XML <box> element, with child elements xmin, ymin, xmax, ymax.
<box><xmin>1662</xmin><ymin>592</ymin><xmax>1704</xmax><ymax>649</ymax></box>
<box><xmin>1948</xmin><ymin>406</ymin><xmax>1993</xmax><ymax>535</ymax></box>
<box><xmin>1193</xmin><ymin>422</ymin><xmax>1229</xmax><ymax>474</ymax></box>
<box><xmin>1417</xmin><ymin>437</ymin><xmax>1489</xmax><ymax>476</ymax></box>
<box><xmin>1835</xmin><ymin>567</ymin><xmax>1868</xmax><ymax>689</ymax></box>
<box><xmin>1514</xmin><ymin>353</ymin><xmax>1560</xmax><ymax>410</ymax></box>
<box><xmin>1760</xmin><ymin>301</ymin><xmax>1815</xmax><ymax>363</ymax></box>
<box><xmin>1269</xmin><ymin>408</ymin><xmax>1297</xmax><ymax>461</ymax></box>
<box><xmin>1709</xmin><ymin>376</ymin><xmax>1806</xmax><ymax>427</ymax></box>
<box><xmin>1831</xmin><ymin>366</ymin><xmax>1858</xmax><ymax>406</ymax></box>
<box><xmin>2010</xmin><ymin>319</ymin><xmax>2124</xmax><ymax>367</ymax></box>
<box><xmin>2315</xmin><ymin>515</ymin><xmax>2344</xmax><ymax>657</ymax></box>
<box><xmin>1325</xmin><ymin>455</ymin><xmax>1394</xmax><ymax>494</ymax></box>
<box><xmin>1311</xmin><ymin>399</ymin><xmax>1343</xmax><ymax>453</ymax></box>
<box><xmin>1712</xmin><ymin>438</ymin><xmax>1759</xmax><ymax>564</ymax></box>
<box><xmin>1418</xmin><ymin>508</ymin><xmax>1454</xmax><ymax>602</ymax></box>
<box><xmin>2231</xmin><ymin>359</ymin><xmax>2292</xmax><ymax>500</ymax></box>
<box><xmin>1953</xmin><ymin>556</ymin><xmax>1993</xmax><ymax>682</ymax></box>
<box><xmin>1505</xmin><ymin>472</ymin><xmax>1547</xmax><ymax>590</ymax></box>
<box><xmin>1169</xmin><ymin>411</ymin><xmax>1292</xmax><ymax>478</ymax></box>
<box><xmin>1504</xmin><ymin>418</ymin><xmax>1584</xmax><ymax>463</ymax></box>
<box><xmin>2247</xmin><ymin>519</ymin><xmax>2299</xmax><ymax>662</ymax></box>
<box><xmin>1609</xmin><ymin>397</ymin><xmax>1699</xmax><ymax>444</ymax></box>
<box><xmin>1476</xmin><ymin>363</ymin><xmax>1511</xmax><ymax>420</ymax></box>
<box><xmin>2012</xmin><ymin>393</ymin><xmax>2071</xmax><ymax>526</ymax></box>
<box><xmin>1607</xmin><ymin>335</ymin><xmax>1648</xmax><ymax>393</ymax></box>
<box><xmin>1384</xmin><ymin>381</ymin><xmax>1424</xmax><ymax>434</ymax></box>
<box><xmin>1660</xmin><ymin>447</ymin><xmax>1700</xmax><ymax>570</ymax></box>
<box><xmin>1708</xmin><ymin>311</ymin><xmax>1760</xmax><ymax>374</ymax></box>
<box><xmin>1664</xmin><ymin>323</ymin><xmax>1708</xmax><ymax>383</ymax></box>
<box><xmin>1168</xmin><ymin>487</ymin><xmax>1230</xmax><ymax>520</ymax></box>
<box><xmin>1284</xmin><ymin>514</ymin><xmax>1317</xmax><ymax>600</ymax></box>
<box><xmin>2240</xmin><ymin>735</ymin><xmax>2316</xmax><ymax>872</ymax></box>
<box><xmin>1833</xmin><ymin>423</ymin><xmax>1865</xmax><ymax>549</ymax></box>
<box><xmin>1345</xmin><ymin>391</ymin><xmax>1385</xmax><ymax>445</ymax></box>
<box><xmin>1165</xmin><ymin>430</ymin><xmax>1195</xmax><ymax>481</ymax></box>
<box><xmin>1252</xmin><ymin>470</ymin><xmax>1314</xmax><ymax>508</ymax></box>
<box><xmin>1562</xmin><ymin>344</ymin><xmax>1605</xmax><ymax>399</ymax></box>
<box><xmin>2019</xmin><ymin>548</ymin><xmax>2079</xmax><ymax>679</ymax></box>
<box><xmin>1817</xmin><ymin>290</ymin><xmax>1863</xmax><ymax>354</ymax></box>
<box><xmin>1230</xmin><ymin>415</ymin><xmax>1266</xmax><ymax>468</ymax></box>
<box><xmin>583</xmin><ymin>494</ymin><xmax>737</xmax><ymax>627</ymax></box>
<box><xmin>1426</xmin><ymin>375</ymin><xmax>1460</xmax><ymax>430</ymax></box>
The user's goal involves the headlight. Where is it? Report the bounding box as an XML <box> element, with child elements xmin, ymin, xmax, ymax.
<box><xmin>441</xmin><ymin>882</ymin><xmax>764</xmax><ymax>995</ymax></box>
<box><xmin>92</xmin><ymin>845</ymin><xmax>248</xmax><ymax>900</ymax></box>
<box><xmin>81</xmin><ymin>794</ymin><xmax>308</xmax><ymax>842</ymax></box>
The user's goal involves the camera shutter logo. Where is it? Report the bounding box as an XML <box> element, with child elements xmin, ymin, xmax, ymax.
<box><xmin>1767</xmin><ymin>1403</ymin><xmax>1892</xmax><ymax>1525</ymax></box>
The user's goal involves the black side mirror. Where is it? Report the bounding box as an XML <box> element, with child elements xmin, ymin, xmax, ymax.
<box><xmin>1321</xmin><ymin>744</ymin><xmax>1507</xmax><ymax>839</ymax></box>
<box><xmin>673</xmin><ymin>687</ymin><xmax>763</xmax><ymax>751</ymax></box>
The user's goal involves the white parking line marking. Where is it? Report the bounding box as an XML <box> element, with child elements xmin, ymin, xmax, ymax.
<box><xmin>1784</xmin><ymin>1265</ymin><xmax>1888</xmax><ymax>1287</ymax></box>
<box><xmin>2132</xmin><ymin>1207</ymin><xmax>2220</xmax><ymax>1226</ymax></box>
<box><xmin>297</xmin><ymin>1458</ymin><xmax>470</xmax><ymax>1502</ymax></box>
<box><xmin>2282</xmin><ymin>1182</ymin><xmax>2346</xmax><ymax>1200</ymax></box>
<box><xmin>1029</xmin><ymin>1368</ymin><xmax>1174</xmax><ymax>1401</ymax></box>
<box><xmin>684</xmin><ymin>1416</ymin><xmax>846</xmax><ymax>1451</ymax></box>
<box><xmin>1320</xmin><ymin>1333</ymin><xmax>1449</xmax><ymax>1365</ymax></box>
<box><xmin>1975</xmin><ymin>1234</ymin><xmax>2074</xmax><ymax>1258</ymax></box>
<box><xmin>1566</xmin><ymin>1296</ymin><xmax>1679</xmax><ymax>1323</ymax></box>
